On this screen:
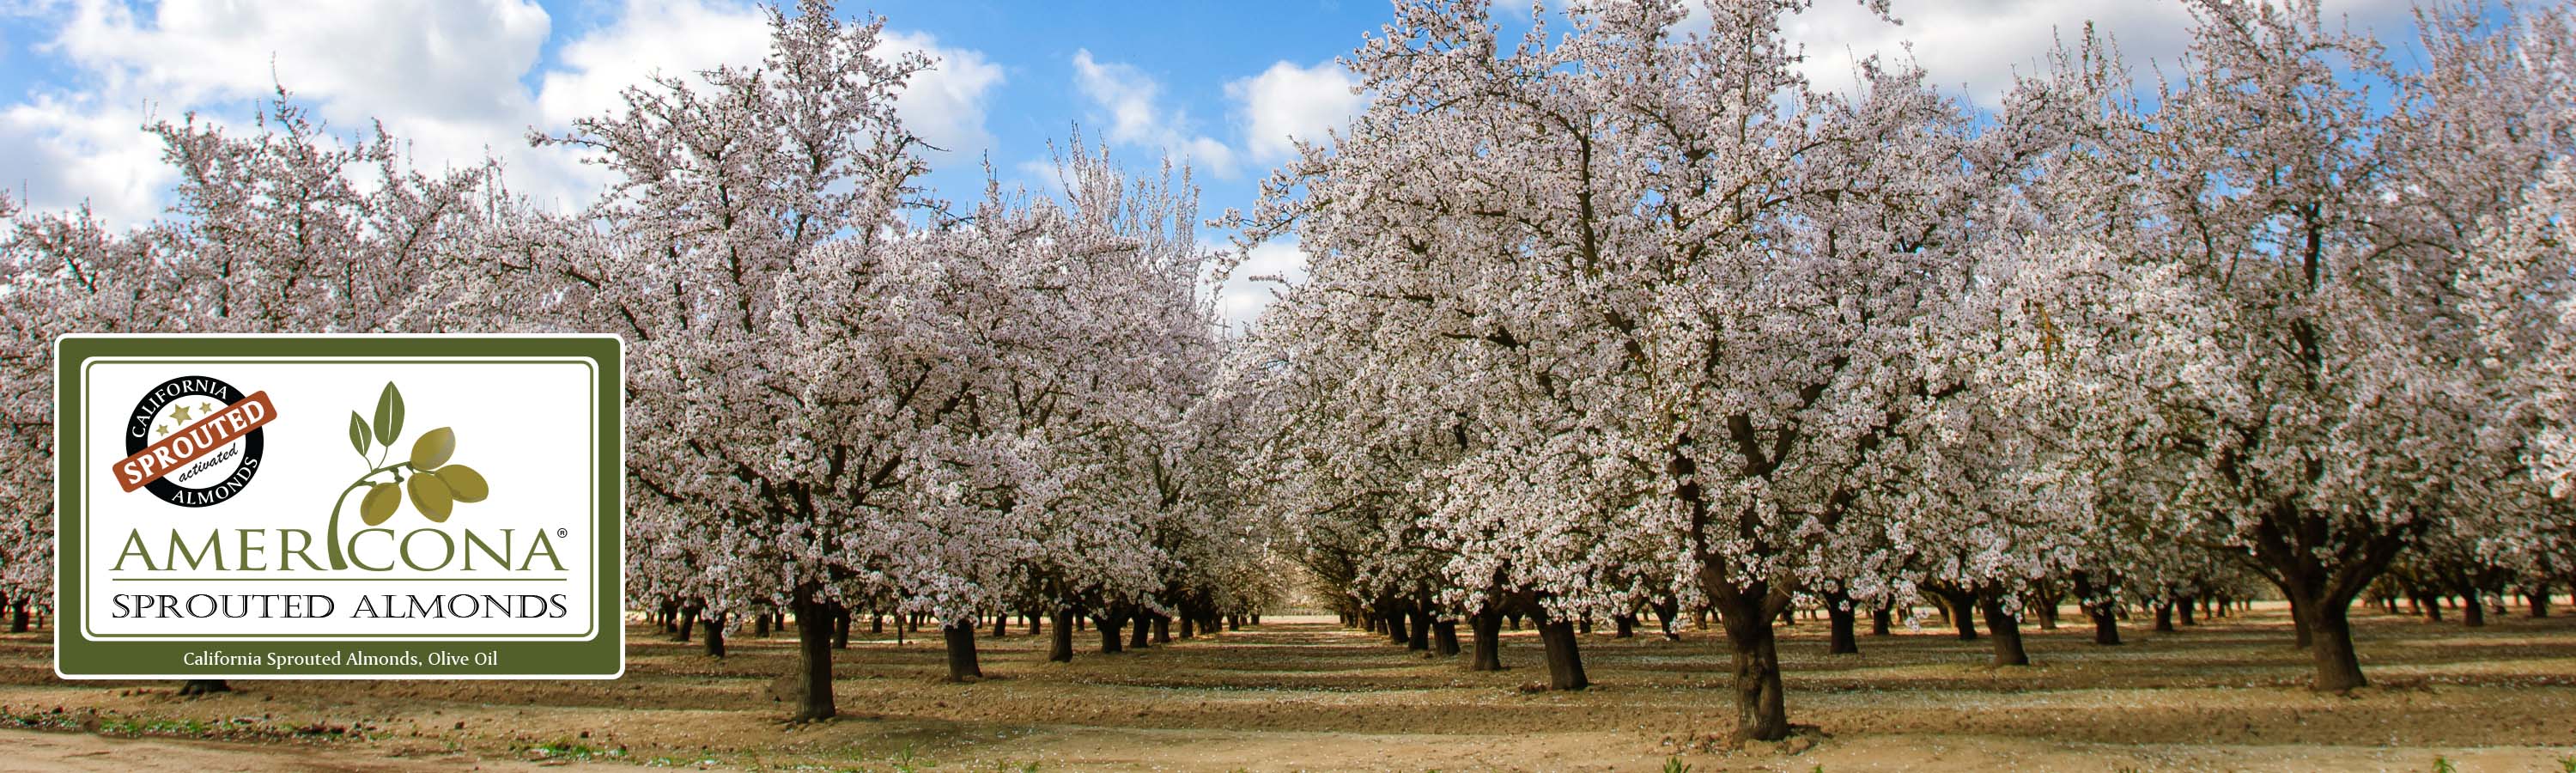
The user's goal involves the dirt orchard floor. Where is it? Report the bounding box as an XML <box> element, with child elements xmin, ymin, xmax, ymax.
<box><xmin>1</xmin><ymin>601</ymin><xmax>2573</xmax><ymax>772</ymax></box>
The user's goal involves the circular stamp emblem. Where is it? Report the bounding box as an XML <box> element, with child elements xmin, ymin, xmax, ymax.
<box><xmin>121</xmin><ymin>375</ymin><xmax>267</xmax><ymax>508</ymax></box>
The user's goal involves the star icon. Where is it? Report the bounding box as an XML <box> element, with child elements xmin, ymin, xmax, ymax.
<box><xmin>171</xmin><ymin>405</ymin><xmax>194</xmax><ymax>422</ymax></box>
<box><xmin>155</xmin><ymin>423</ymin><xmax>170</xmax><ymax>436</ymax></box>
<box><xmin>199</xmin><ymin>402</ymin><xmax>216</xmax><ymax>414</ymax></box>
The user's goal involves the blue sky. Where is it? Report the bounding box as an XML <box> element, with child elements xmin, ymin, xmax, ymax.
<box><xmin>0</xmin><ymin>0</ymin><xmax>2427</xmax><ymax>325</ymax></box>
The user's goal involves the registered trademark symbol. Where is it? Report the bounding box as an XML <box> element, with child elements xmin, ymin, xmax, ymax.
<box><xmin>556</xmin><ymin>528</ymin><xmax>568</xmax><ymax>538</ymax></box>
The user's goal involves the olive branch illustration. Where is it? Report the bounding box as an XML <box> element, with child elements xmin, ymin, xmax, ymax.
<box><xmin>322</xmin><ymin>381</ymin><xmax>491</xmax><ymax>569</ymax></box>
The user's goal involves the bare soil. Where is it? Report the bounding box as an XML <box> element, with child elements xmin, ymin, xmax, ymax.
<box><xmin>2</xmin><ymin>602</ymin><xmax>2573</xmax><ymax>771</ymax></box>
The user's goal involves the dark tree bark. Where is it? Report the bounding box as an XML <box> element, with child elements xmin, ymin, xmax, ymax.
<box><xmin>2154</xmin><ymin>602</ymin><xmax>2176</xmax><ymax>632</ymax></box>
<box><xmin>942</xmin><ymin>622</ymin><xmax>981</xmax><ymax>682</ymax></box>
<box><xmin>754</xmin><ymin>612</ymin><xmax>771</xmax><ymax>638</ymax></box>
<box><xmin>1980</xmin><ymin>595</ymin><xmax>2028</xmax><ymax>666</ymax></box>
<box><xmin>1941</xmin><ymin>588</ymin><xmax>1979</xmax><ymax>640</ymax></box>
<box><xmin>835</xmin><ymin>607</ymin><xmax>852</xmax><ymax>648</ymax></box>
<box><xmin>1433</xmin><ymin>620</ymin><xmax>1461</xmax><ymax>656</ymax></box>
<box><xmin>2461</xmin><ymin>587</ymin><xmax>2486</xmax><ymax>627</ymax></box>
<box><xmin>1711</xmin><ymin>586</ymin><xmax>1789</xmax><ymax>742</ymax></box>
<box><xmin>2297</xmin><ymin>598</ymin><xmax>2366</xmax><ymax>691</ymax></box>
<box><xmin>1406</xmin><ymin>608</ymin><xmax>1431</xmax><ymax>652</ymax></box>
<box><xmin>791</xmin><ymin>593</ymin><xmax>837</xmax><ymax>721</ymax></box>
<box><xmin>870</xmin><ymin>612</ymin><xmax>883</xmax><ymax>634</ymax></box>
<box><xmin>1612</xmin><ymin>614</ymin><xmax>1636</xmax><ymax>639</ymax></box>
<box><xmin>1650</xmin><ymin>598</ymin><xmax>1682</xmax><ymax>641</ymax></box>
<box><xmin>2087</xmin><ymin>601</ymin><xmax>2122</xmax><ymax>645</ymax></box>
<box><xmin>1048</xmin><ymin>610</ymin><xmax>1076</xmax><ymax>662</ymax></box>
<box><xmin>993</xmin><ymin>614</ymin><xmax>1007</xmax><ymax>639</ymax></box>
<box><xmin>1097</xmin><ymin>612</ymin><xmax>1127</xmax><ymax>654</ymax></box>
<box><xmin>1824</xmin><ymin>590</ymin><xmax>1858</xmax><ymax>655</ymax></box>
<box><xmin>1179</xmin><ymin>614</ymin><xmax>1196</xmax><ymax>639</ymax></box>
<box><xmin>1534</xmin><ymin>618</ymin><xmax>1589</xmax><ymax>691</ymax></box>
<box><xmin>2529</xmin><ymin>585</ymin><xmax>2551</xmax><ymax>618</ymax></box>
<box><xmin>1468</xmin><ymin>608</ymin><xmax>1504</xmax><ymax>672</ymax></box>
<box><xmin>703</xmin><ymin>612</ymin><xmax>726</xmax><ymax>658</ymax></box>
<box><xmin>2178</xmin><ymin>594</ymin><xmax>2197</xmax><ymax>625</ymax></box>
<box><xmin>6</xmin><ymin>599</ymin><xmax>27</xmax><ymax>633</ymax></box>
<box><xmin>1129</xmin><ymin>613</ymin><xmax>1152</xmax><ymax>649</ymax></box>
<box><xmin>1870</xmin><ymin>606</ymin><xmax>1892</xmax><ymax>636</ymax></box>
<box><xmin>676</xmin><ymin>606</ymin><xmax>696</xmax><ymax>642</ymax></box>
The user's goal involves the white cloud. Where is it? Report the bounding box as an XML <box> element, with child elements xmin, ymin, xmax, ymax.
<box><xmin>1071</xmin><ymin>48</ymin><xmax>1237</xmax><ymax>178</ymax></box>
<box><xmin>1786</xmin><ymin>0</ymin><xmax>2421</xmax><ymax>104</ymax></box>
<box><xmin>3</xmin><ymin>0</ymin><xmax>1003</xmax><ymax>224</ymax></box>
<box><xmin>882</xmin><ymin>30</ymin><xmax>1005</xmax><ymax>160</ymax></box>
<box><xmin>1227</xmin><ymin>60</ymin><xmax>1363</xmax><ymax>165</ymax></box>
<box><xmin>1215</xmin><ymin>236</ymin><xmax>1311</xmax><ymax>332</ymax></box>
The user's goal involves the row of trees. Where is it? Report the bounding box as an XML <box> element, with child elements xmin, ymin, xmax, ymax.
<box><xmin>2</xmin><ymin>0</ymin><xmax>2572</xmax><ymax>744</ymax></box>
<box><xmin>1230</xmin><ymin>0</ymin><xmax>2575</xmax><ymax>742</ymax></box>
<box><xmin>0</xmin><ymin>0</ymin><xmax>1280</xmax><ymax>718</ymax></box>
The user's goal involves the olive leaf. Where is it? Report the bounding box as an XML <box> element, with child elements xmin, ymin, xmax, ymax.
<box><xmin>374</xmin><ymin>381</ymin><xmax>404</xmax><ymax>446</ymax></box>
<box><xmin>408</xmin><ymin>472</ymin><xmax>455</xmax><ymax>522</ymax></box>
<box><xmin>410</xmin><ymin>427</ymin><xmax>456</xmax><ymax>470</ymax></box>
<box><xmin>348</xmin><ymin>411</ymin><xmax>371</xmax><ymax>457</ymax></box>
<box><xmin>360</xmin><ymin>483</ymin><xmax>402</xmax><ymax>526</ymax></box>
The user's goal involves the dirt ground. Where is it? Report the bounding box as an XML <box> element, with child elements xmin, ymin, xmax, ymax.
<box><xmin>2</xmin><ymin>602</ymin><xmax>2573</xmax><ymax>772</ymax></box>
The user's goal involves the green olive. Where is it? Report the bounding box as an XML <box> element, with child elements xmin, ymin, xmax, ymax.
<box><xmin>410</xmin><ymin>427</ymin><xmax>455</xmax><ymax>470</ymax></box>
<box><xmin>408</xmin><ymin>472</ymin><xmax>455</xmax><ymax>522</ymax></box>
<box><xmin>439</xmin><ymin>464</ymin><xmax>489</xmax><ymax>502</ymax></box>
<box><xmin>360</xmin><ymin>483</ymin><xmax>402</xmax><ymax>526</ymax></box>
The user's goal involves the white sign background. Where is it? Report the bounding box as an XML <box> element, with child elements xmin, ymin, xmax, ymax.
<box><xmin>81</xmin><ymin>357</ymin><xmax>598</xmax><ymax>640</ymax></box>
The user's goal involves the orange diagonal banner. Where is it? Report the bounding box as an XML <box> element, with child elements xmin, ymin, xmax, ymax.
<box><xmin>114</xmin><ymin>391</ymin><xmax>276</xmax><ymax>492</ymax></box>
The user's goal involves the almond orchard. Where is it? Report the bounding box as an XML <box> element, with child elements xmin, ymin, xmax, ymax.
<box><xmin>2</xmin><ymin>0</ymin><xmax>2573</xmax><ymax>769</ymax></box>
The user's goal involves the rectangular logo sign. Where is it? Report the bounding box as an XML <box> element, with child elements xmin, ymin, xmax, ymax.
<box><xmin>53</xmin><ymin>335</ymin><xmax>623</xmax><ymax>679</ymax></box>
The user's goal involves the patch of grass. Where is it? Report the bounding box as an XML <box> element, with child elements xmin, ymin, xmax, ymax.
<box><xmin>2433</xmin><ymin>755</ymin><xmax>2456</xmax><ymax>773</ymax></box>
<box><xmin>519</xmin><ymin>737</ymin><xmax>626</xmax><ymax>762</ymax></box>
<box><xmin>1662</xmin><ymin>757</ymin><xmax>1692</xmax><ymax>773</ymax></box>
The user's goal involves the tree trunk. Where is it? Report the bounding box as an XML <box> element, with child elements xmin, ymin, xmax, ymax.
<box><xmin>1825</xmin><ymin>598</ymin><xmax>1858</xmax><ymax>654</ymax></box>
<box><xmin>7</xmin><ymin>600</ymin><xmax>26</xmax><ymax>633</ymax></box>
<box><xmin>870</xmin><ymin>612</ymin><xmax>883</xmax><ymax>634</ymax></box>
<box><xmin>2295</xmin><ymin>593</ymin><xmax>2366</xmax><ymax>692</ymax></box>
<box><xmin>1468</xmin><ymin>609</ymin><xmax>1504</xmax><ymax>672</ymax></box>
<box><xmin>2529</xmin><ymin>586</ymin><xmax>2551</xmax><ymax>618</ymax></box>
<box><xmin>1048</xmin><ymin>611</ymin><xmax>1075</xmax><ymax>662</ymax></box>
<box><xmin>943</xmin><ymin>622</ymin><xmax>981</xmax><ymax>682</ymax></box>
<box><xmin>1534</xmin><ymin>618</ymin><xmax>1589</xmax><ymax>691</ymax></box>
<box><xmin>993</xmin><ymin>614</ymin><xmax>1007</xmax><ymax>639</ymax></box>
<box><xmin>1153</xmin><ymin>614</ymin><xmax>1171</xmax><ymax>643</ymax></box>
<box><xmin>791</xmin><ymin>594</ymin><xmax>836</xmax><ymax>721</ymax></box>
<box><xmin>1981</xmin><ymin>595</ymin><xmax>2028</xmax><ymax>666</ymax></box>
<box><xmin>1613</xmin><ymin>614</ymin><xmax>1636</xmax><ymax>639</ymax></box>
<box><xmin>835</xmin><ymin>607</ymin><xmax>852</xmax><ymax>649</ymax></box>
<box><xmin>1406</xmin><ymin>608</ymin><xmax>1431</xmax><ymax>652</ymax></box>
<box><xmin>2087</xmin><ymin>601</ymin><xmax>2122</xmax><ymax>646</ymax></box>
<box><xmin>1129</xmin><ymin>613</ymin><xmax>1152</xmax><ymax>649</ymax></box>
<box><xmin>1937</xmin><ymin>593</ymin><xmax>1978</xmax><ymax>639</ymax></box>
<box><xmin>703</xmin><ymin>612</ymin><xmax>726</xmax><ymax>658</ymax></box>
<box><xmin>677</xmin><ymin>606</ymin><xmax>696</xmax><ymax>642</ymax></box>
<box><xmin>1179</xmin><ymin>614</ymin><xmax>1196</xmax><ymax>639</ymax></box>
<box><xmin>1712</xmin><ymin>588</ymin><xmax>1789</xmax><ymax>742</ymax></box>
<box><xmin>2285</xmin><ymin>588</ymin><xmax>2313</xmax><ymax>646</ymax></box>
<box><xmin>2178</xmin><ymin>595</ymin><xmax>2196</xmax><ymax>626</ymax></box>
<box><xmin>754</xmin><ymin>612</ymin><xmax>771</xmax><ymax>638</ymax></box>
<box><xmin>2461</xmin><ymin>587</ymin><xmax>2486</xmax><ymax>627</ymax></box>
<box><xmin>1098</xmin><ymin>613</ymin><xmax>1126</xmax><ymax>654</ymax></box>
<box><xmin>1870</xmin><ymin>606</ymin><xmax>1892</xmax><ymax>636</ymax></box>
<box><xmin>1433</xmin><ymin>620</ymin><xmax>1460</xmax><ymax>656</ymax></box>
<box><xmin>1651</xmin><ymin>599</ymin><xmax>1681</xmax><ymax>641</ymax></box>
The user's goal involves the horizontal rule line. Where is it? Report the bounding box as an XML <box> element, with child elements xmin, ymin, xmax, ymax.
<box><xmin>106</xmin><ymin>577</ymin><xmax>574</xmax><ymax>582</ymax></box>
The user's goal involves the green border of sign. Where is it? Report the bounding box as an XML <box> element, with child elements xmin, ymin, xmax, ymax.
<box><xmin>54</xmin><ymin>335</ymin><xmax>625</xmax><ymax>679</ymax></box>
